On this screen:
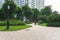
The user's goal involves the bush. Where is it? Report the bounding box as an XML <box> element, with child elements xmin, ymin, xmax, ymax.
<box><xmin>39</xmin><ymin>23</ymin><xmax>47</xmax><ymax>26</ymax></box>
<box><xmin>0</xmin><ymin>23</ymin><xmax>6</xmax><ymax>26</ymax></box>
<box><xmin>0</xmin><ymin>21</ymin><xmax>6</xmax><ymax>26</ymax></box>
<box><xmin>0</xmin><ymin>20</ymin><xmax>26</xmax><ymax>26</ymax></box>
<box><xmin>9</xmin><ymin>20</ymin><xmax>26</xmax><ymax>26</ymax></box>
<box><xmin>47</xmin><ymin>22</ymin><xmax>60</xmax><ymax>27</ymax></box>
<box><xmin>39</xmin><ymin>22</ymin><xmax>60</xmax><ymax>27</ymax></box>
<box><xmin>26</xmin><ymin>22</ymin><xmax>32</xmax><ymax>24</ymax></box>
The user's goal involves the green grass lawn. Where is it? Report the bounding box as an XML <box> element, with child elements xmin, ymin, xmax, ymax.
<box><xmin>39</xmin><ymin>22</ymin><xmax>60</xmax><ymax>27</ymax></box>
<box><xmin>0</xmin><ymin>25</ymin><xmax>31</xmax><ymax>31</ymax></box>
<box><xmin>39</xmin><ymin>23</ymin><xmax>47</xmax><ymax>26</ymax></box>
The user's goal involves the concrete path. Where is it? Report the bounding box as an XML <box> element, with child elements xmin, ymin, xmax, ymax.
<box><xmin>0</xmin><ymin>23</ymin><xmax>60</xmax><ymax>40</ymax></box>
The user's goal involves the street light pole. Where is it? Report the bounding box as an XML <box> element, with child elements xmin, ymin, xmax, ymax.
<box><xmin>6</xmin><ymin>5</ymin><xmax>10</xmax><ymax>30</ymax></box>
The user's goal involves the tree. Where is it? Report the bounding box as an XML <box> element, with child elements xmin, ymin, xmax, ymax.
<box><xmin>16</xmin><ymin>7</ymin><xmax>23</xmax><ymax>20</ymax></box>
<box><xmin>53</xmin><ymin>11</ymin><xmax>59</xmax><ymax>14</ymax></box>
<box><xmin>1</xmin><ymin>0</ymin><xmax>17</xmax><ymax>19</ymax></box>
<box><xmin>32</xmin><ymin>8</ymin><xmax>40</xmax><ymax>22</ymax></box>
<box><xmin>22</xmin><ymin>5</ymin><xmax>33</xmax><ymax>21</ymax></box>
<box><xmin>0</xmin><ymin>9</ymin><xmax>4</xmax><ymax>20</ymax></box>
<box><xmin>1</xmin><ymin>0</ymin><xmax>17</xmax><ymax>30</ymax></box>
<box><xmin>41</xmin><ymin>6</ymin><xmax>52</xmax><ymax>16</ymax></box>
<box><xmin>45</xmin><ymin>11</ymin><xmax>60</xmax><ymax>23</ymax></box>
<box><xmin>39</xmin><ymin>6</ymin><xmax>52</xmax><ymax>22</ymax></box>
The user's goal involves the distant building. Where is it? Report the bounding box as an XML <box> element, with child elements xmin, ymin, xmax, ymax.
<box><xmin>14</xmin><ymin>0</ymin><xmax>44</xmax><ymax>10</ymax></box>
<box><xmin>0</xmin><ymin>0</ymin><xmax>44</xmax><ymax>10</ymax></box>
<box><xmin>0</xmin><ymin>0</ymin><xmax>4</xmax><ymax>8</ymax></box>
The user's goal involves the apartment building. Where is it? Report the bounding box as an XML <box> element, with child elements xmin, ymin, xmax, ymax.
<box><xmin>0</xmin><ymin>0</ymin><xmax>44</xmax><ymax>10</ymax></box>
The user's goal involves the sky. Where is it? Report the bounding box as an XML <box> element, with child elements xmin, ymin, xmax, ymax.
<box><xmin>45</xmin><ymin>0</ymin><xmax>60</xmax><ymax>12</ymax></box>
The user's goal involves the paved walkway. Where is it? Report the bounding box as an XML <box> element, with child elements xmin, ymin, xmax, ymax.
<box><xmin>0</xmin><ymin>23</ymin><xmax>60</xmax><ymax>40</ymax></box>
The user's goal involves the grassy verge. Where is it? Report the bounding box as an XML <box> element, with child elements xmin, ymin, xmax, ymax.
<box><xmin>26</xmin><ymin>22</ymin><xmax>32</xmax><ymax>24</ymax></box>
<box><xmin>0</xmin><ymin>25</ymin><xmax>31</xmax><ymax>31</ymax></box>
<box><xmin>39</xmin><ymin>22</ymin><xmax>60</xmax><ymax>27</ymax></box>
<box><xmin>39</xmin><ymin>23</ymin><xmax>47</xmax><ymax>26</ymax></box>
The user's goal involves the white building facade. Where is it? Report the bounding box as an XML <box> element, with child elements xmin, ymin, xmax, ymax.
<box><xmin>0</xmin><ymin>0</ymin><xmax>44</xmax><ymax>10</ymax></box>
<box><xmin>0</xmin><ymin>0</ymin><xmax>4</xmax><ymax>8</ymax></box>
<box><xmin>14</xmin><ymin>0</ymin><xmax>44</xmax><ymax>10</ymax></box>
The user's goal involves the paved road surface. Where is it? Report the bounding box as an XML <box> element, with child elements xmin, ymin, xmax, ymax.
<box><xmin>0</xmin><ymin>24</ymin><xmax>60</xmax><ymax>40</ymax></box>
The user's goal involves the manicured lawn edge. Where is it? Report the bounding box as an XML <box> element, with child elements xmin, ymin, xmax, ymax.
<box><xmin>39</xmin><ymin>23</ymin><xmax>47</xmax><ymax>26</ymax></box>
<box><xmin>39</xmin><ymin>22</ymin><xmax>60</xmax><ymax>27</ymax></box>
<box><xmin>0</xmin><ymin>25</ymin><xmax>31</xmax><ymax>31</ymax></box>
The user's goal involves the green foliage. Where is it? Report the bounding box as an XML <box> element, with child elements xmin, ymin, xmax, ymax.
<box><xmin>41</xmin><ymin>6</ymin><xmax>52</xmax><ymax>16</ymax></box>
<box><xmin>9</xmin><ymin>20</ymin><xmax>26</xmax><ymax>26</ymax></box>
<box><xmin>39</xmin><ymin>22</ymin><xmax>60</xmax><ymax>27</ymax></box>
<box><xmin>0</xmin><ymin>0</ymin><xmax>17</xmax><ymax>19</ymax></box>
<box><xmin>0</xmin><ymin>20</ymin><xmax>26</xmax><ymax>26</ymax></box>
<box><xmin>32</xmin><ymin>8</ymin><xmax>40</xmax><ymax>21</ymax></box>
<box><xmin>0</xmin><ymin>20</ymin><xmax>6</xmax><ymax>26</ymax></box>
<box><xmin>22</xmin><ymin>5</ymin><xmax>33</xmax><ymax>21</ymax></box>
<box><xmin>0</xmin><ymin>2</ymin><xmax>40</xmax><ymax>22</ymax></box>
<box><xmin>47</xmin><ymin>22</ymin><xmax>60</xmax><ymax>27</ymax></box>
<box><xmin>26</xmin><ymin>22</ymin><xmax>32</xmax><ymax>24</ymax></box>
<box><xmin>45</xmin><ymin>12</ymin><xmax>60</xmax><ymax>23</ymax></box>
<box><xmin>39</xmin><ymin>22</ymin><xmax>47</xmax><ymax>26</ymax></box>
<box><xmin>16</xmin><ymin>7</ymin><xmax>23</xmax><ymax>20</ymax></box>
<box><xmin>1</xmin><ymin>1</ymin><xmax>60</xmax><ymax>27</ymax></box>
<box><xmin>0</xmin><ymin>25</ymin><xmax>31</xmax><ymax>31</ymax></box>
<box><xmin>39</xmin><ymin>6</ymin><xmax>60</xmax><ymax>27</ymax></box>
<box><xmin>40</xmin><ymin>6</ymin><xmax>60</xmax><ymax>23</ymax></box>
<box><xmin>39</xmin><ymin>10</ymin><xmax>60</xmax><ymax>27</ymax></box>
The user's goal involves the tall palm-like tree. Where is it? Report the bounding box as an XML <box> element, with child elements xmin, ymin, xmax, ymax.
<box><xmin>1</xmin><ymin>0</ymin><xmax>17</xmax><ymax>30</ymax></box>
<box><xmin>5</xmin><ymin>0</ymin><xmax>11</xmax><ymax>30</ymax></box>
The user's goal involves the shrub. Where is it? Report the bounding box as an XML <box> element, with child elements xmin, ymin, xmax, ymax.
<box><xmin>10</xmin><ymin>20</ymin><xmax>26</xmax><ymax>26</ymax></box>
<box><xmin>39</xmin><ymin>22</ymin><xmax>60</xmax><ymax>27</ymax></box>
<box><xmin>0</xmin><ymin>21</ymin><xmax>6</xmax><ymax>26</ymax></box>
<box><xmin>26</xmin><ymin>22</ymin><xmax>32</xmax><ymax>24</ymax></box>
<box><xmin>47</xmin><ymin>22</ymin><xmax>60</xmax><ymax>27</ymax></box>
<box><xmin>0</xmin><ymin>20</ymin><xmax>26</xmax><ymax>26</ymax></box>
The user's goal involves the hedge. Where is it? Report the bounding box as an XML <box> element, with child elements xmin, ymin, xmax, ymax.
<box><xmin>0</xmin><ymin>20</ymin><xmax>26</xmax><ymax>26</ymax></box>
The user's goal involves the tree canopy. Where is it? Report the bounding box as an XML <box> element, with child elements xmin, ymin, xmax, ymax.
<box><xmin>0</xmin><ymin>0</ymin><xmax>17</xmax><ymax>19</ymax></box>
<box><xmin>22</xmin><ymin>5</ymin><xmax>33</xmax><ymax>21</ymax></box>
